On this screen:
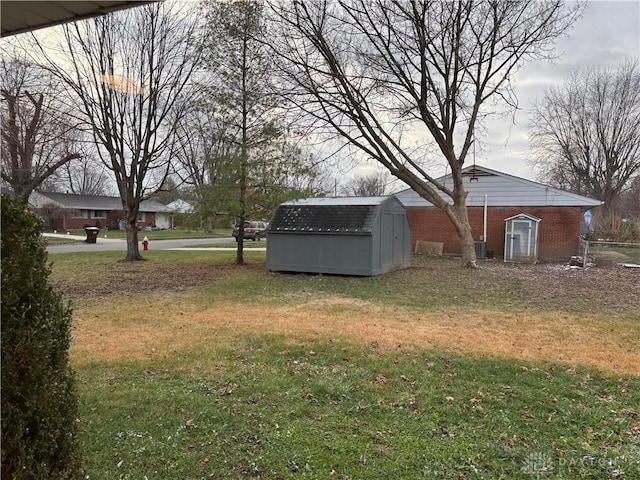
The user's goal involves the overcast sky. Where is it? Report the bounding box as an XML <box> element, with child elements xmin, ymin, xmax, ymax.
<box><xmin>475</xmin><ymin>0</ymin><xmax>640</xmax><ymax>181</ymax></box>
<box><xmin>7</xmin><ymin>1</ymin><xmax>637</xmax><ymax>191</ymax></box>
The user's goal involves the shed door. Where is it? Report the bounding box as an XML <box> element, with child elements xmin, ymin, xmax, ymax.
<box><xmin>505</xmin><ymin>218</ymin><xmax>537</xmax><ymax>262</ymax></box>
<box><xmin>381</xmin><ymin>212</ymin><xmax>405</xmax><ymax>268</ymax></box>
<box><xmin>393</xmin><ymin>213</ymin><xmax>404</xmax><ymax>264</ymax></box>
<box><xmin>381</xmin><ymin>212</ymin><xmax>393</xmax><ymax>268</ymax></box>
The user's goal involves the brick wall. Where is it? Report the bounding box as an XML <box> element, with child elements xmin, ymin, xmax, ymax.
<box><xmin>407</xmin><ymin>206</ymin><xmax>584</xmax><ymax>261</ymax></box>
<box><xmin>42</xmin><ymin>210</ymin><xmax>157</xmax><ymax>231</ymax></box>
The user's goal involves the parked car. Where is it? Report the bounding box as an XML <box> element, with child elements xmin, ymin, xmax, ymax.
<box><xmin>232</xmin><ymin>221</ymin><xmax>268</xmax><ymax>241</ymax></box>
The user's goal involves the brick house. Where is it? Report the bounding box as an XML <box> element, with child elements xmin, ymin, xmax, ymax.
<box><xmin>29</xmin><ymin>191</ymin><xmax>171</xmax><ymax>231</ymax></box>
<box><xmin>395</xmin><ymin>165</ymin><xmax>603</xmax><ymax>262</ymax></box>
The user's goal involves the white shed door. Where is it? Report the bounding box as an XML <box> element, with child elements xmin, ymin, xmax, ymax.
<box><xmin>505</xmin><ymin>218</ymin><xmax>537</xmax><ymax>262</ymax></box>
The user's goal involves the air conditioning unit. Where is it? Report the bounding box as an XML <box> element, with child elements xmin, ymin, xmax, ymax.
<box><xmin>474</xmin><ymin>241</ymin><xmax>486</xmax><ymax>259</ymax></box>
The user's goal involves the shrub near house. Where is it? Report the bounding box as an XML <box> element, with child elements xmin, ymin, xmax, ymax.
<box><xmin>1</xmin><ymin>195</ymin><xmax>81</xmax><ymax>479</ymax></box>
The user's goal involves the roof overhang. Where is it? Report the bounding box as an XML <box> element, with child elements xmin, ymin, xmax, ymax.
<box><xmin>1</xmin><ymin>1</ymin><xmax>157</xmax><ymax>37</ymax></box>
<box><xmin>504</xmin><ymin>213</ymin><xmax>541</xmax><ymax>223</ymax></box>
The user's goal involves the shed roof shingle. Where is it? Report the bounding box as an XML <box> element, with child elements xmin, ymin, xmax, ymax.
<box><xmin>269</xmin><ymin>196</ymin><xmax>391</xmax><ymax>234</ymax></box>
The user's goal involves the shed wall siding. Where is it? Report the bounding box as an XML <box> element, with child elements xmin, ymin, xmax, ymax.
<box><xmin>267</xmin><ymin>195</ymin><xmax>411</xmax><ymax>276</ymax></box>
<box><xmin>267</xmin><ymin>233</ymin><xmax>374</xmax><ymax>275</ymax></box>
<box><xmin>407</xmin><ymin>206</ymin><xmax>583</xmax><ymax>261</ymax></box>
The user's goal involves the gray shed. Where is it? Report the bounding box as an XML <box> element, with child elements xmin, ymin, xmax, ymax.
<box><xmin>266</xmin><ymin>196</ymin><xmax>411</xmax><ymax>276</ymax></box>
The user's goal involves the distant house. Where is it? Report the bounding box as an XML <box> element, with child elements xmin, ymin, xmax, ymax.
<box><xmin>165</xmin><ymin>199</ymin><xmax>194</xmax><ymax>214</ymax></box>
<box><xmin>266</xmin><ymin>196</ymin><xmax>411</xmax><ymax>276</ymax></box>
<box><xmin>164</xmin><ymin>199</ymin><xmax>195</xmax><ymax>229</ymax></box>
<box><xmin>29</xmin><ymin>191</ymin><xmax>172</xmax><ymax>231</ymax></box>
<box><xmin>395</xmin><ymin>165</ymin><xmax>603</xmax><ymax>262</ymax></box>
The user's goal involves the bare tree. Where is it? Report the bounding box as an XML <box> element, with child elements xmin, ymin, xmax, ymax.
<box><xmin>32</xmin><ymin>1</ymin><xmax>201</xmax><ymax>260</ymax></box>
<box><xmin>47</xmin><ymin>155</ymin><xmax>112</xmax><ymax>196</ymax></box>
<box><xmin>268</xmin><ymin>0</ymin><xmax>581</xmax><ymax>267</ymax></box>
<box><xmin>37</xmin><ymin>137</ymin><xmax>113</xmax><ymax>194</ymax></box>
<box><xmin>620</xmin><ymin>175</ymin><xmax>640</xmax><ymax>219</ymax></box>
<box><xmin>530</xmin><ymin>59</ymin><xmax>640</xmax><ymax>213</ymax></box>
<box><xmin>341</xmin><ymin>171</ymin><xmax>391</xmax><ymax>196</ymax></box>
<box><xmin>0</xmin><ymin>56</ymin><xmax>81</xmax><ymax>204</ymax></box>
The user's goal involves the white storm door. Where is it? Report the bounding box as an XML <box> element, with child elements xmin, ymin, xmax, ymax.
<box><xmin>506</xmin><ymin>219</ymin><xmax>533</xmax><ymax>261</ymax></box>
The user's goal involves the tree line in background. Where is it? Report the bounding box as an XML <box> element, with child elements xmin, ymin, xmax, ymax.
<box><xmin>1</xmin><ymin>1</ymin><xmax>330</xmax><ymax>263</ymax></box>
<box><xmin>530</xmin><ymin>59</ymin><xmax>640</xmax><ymax>242</ymax></box>
<box><xmin>2</xmin><ymin>0</ymin><xmax>639</xmax><ymax>264</ymax></box>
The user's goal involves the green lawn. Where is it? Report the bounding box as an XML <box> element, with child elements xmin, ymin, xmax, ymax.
<box><xmin>77</xmin><ymin>342</ymin><xmax>639</xmax><ymax>480</ymax></box>
<box><xmin>48</xmin><ymin>252</ymin><xmax>639</xmax><ymax>479</ymax></box>
<box><xmin>590</xmin><ymin>244</ymin><xmax>640</xmax><ymax>265</ymax></box>
<box><xmin>191</xmin><ymin>240</ymin><xmax>267</xmax><ymax>248</ymax></box>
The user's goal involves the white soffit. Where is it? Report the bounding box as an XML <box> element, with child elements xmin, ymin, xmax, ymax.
<box><xmin>1</xmin><ymin>1</ymin><xmax>156</xmax><ymax>37</ymax></box>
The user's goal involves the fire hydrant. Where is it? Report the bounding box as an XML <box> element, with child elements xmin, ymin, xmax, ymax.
<box><xmin>142</xmin><ymin>236</ymin><xmax>149</xmax><ymax>251</ymax></box>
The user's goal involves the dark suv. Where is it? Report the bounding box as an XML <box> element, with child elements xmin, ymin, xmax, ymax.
<box><xmin>232</xmin><ymin>221</ymin><xmax>268</xmax><ymax>241</ymax></box>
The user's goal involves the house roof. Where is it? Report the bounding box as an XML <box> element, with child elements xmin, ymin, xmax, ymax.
<box><xmin>1</xmin><ymin>1</ymin><xmax>156</xmax><ymax>37</ymax></box>
<box><xmin>165</xmin><ymin>199</ymin><xmax>195</xmax><ymax>214</ymax></box>
<box><xmin>395</xmin><ymin>165</ymin><xmax>603</xmax><ymax>208</ymax></box>
<box><xmin>30</xmin><ymin>191</ymin><xmax>170</xmax><ymax>212</ymax></box>
<box><xmin>505</xmin><ymin>213</ymin><xmax>541</xmax><ymax>223</ymax></box>
<box><xmin>269</xmin><ymin>196</ymin><xmax>395</xmax><ymax>234</ymax></box>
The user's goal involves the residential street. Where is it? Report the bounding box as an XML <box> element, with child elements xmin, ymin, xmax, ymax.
<box><xmin>45</xmin><ymin>234</ymin><xmax>240</xmax><ymax>254</ymax></box>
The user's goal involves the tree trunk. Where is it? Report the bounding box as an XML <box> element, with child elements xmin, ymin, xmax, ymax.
<box><xmin>236</xmin><ymin>225</ymin><xmax>245</xmax><ymax>265</ymax></box>
<box><xmin>457</xmin><ymin>224</ymin><xmax>477</xmax><ymax>269</ymax></box>
<box><xmin>448</xmin><ymin>201</ymin><xmax>478</xmax><ymax>268</ymax></box>
<box><xmin>124</xmin><ymin>205</ymin><xmax>144</xmax><ymax>261</ymax></box>
<box><xmin>235</xmin><ymin>29</ymin><xmax>250</xmax><ymax>266</ymax></box>
<box><xmin>15</xmin><ymin>186</ymin><xmax>31</xmax><ymax>205</ymax></box>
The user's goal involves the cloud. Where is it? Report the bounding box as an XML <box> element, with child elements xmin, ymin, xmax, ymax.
<box><xmin>479</xmin><ymin>1</ymin><xmax>640</xmax><ymax>181</ymax></box>
<box><xmin>346</xmin><ymin>2</ymin><xmax>639</xmax><ymax>187</ymax></box>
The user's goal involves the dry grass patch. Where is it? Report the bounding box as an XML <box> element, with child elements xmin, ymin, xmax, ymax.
<box><xmin>71</xmin><ymin>295</ymin><xmax>640</xmax><ymax>375</ymax></box>
<box><xmin>54</xmin><ymin>253</ymin><xmax>638</xmax><ymax>374</ymax></box>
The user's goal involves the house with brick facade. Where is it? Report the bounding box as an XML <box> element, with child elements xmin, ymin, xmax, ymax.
<box><xmin>29</xmin><ymin>191</ymin><xmax>172</xmax><ymax>231</ymax></box>
<box><xmin>395</xmin><ymin>165</ymin><xmax>603</xmax><ymax>262</ymax></box>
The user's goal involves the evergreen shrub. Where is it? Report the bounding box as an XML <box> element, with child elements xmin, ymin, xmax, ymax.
<box><xmin>1</xmin><ymin>195</ymin><xmax>81</xmax><ymax>479</ymax></box>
